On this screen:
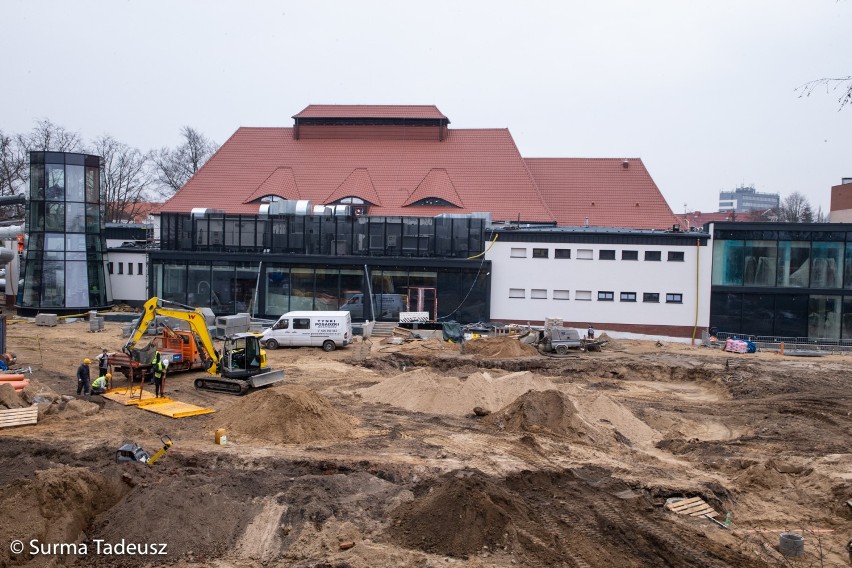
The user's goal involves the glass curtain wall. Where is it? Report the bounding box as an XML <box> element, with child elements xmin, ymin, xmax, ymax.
<box><xmin>711</xmin><ymin>227</ymin><xmax>852</xmax><ymax>339</ymax></box>
<box><xmin>19</xmin><ymin>152</ymin><xmax>112</xmax><ymax>314</ymax></box>
<box><xmin>153</xmin><ymin>259</ymin><xmax>489</xmax><ymax>322</ymax></box>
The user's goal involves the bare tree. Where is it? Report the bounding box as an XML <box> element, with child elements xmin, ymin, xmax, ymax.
<box><xmin>777</xmin><ymin>191</ymin><xmax>814</xmax><ymax>223</ymax></box>
<box><xmin>0</xmin><ymin>130</ymin><xmax>28</xmax><ymax>220</ymax></box>
<box><xmin>91</xmin><ymin>135</ymin><xmax>152</xmax><ymax>223</ymax></box>
<box><xmin>19</xmin><ymin>119</ymin><xmax>84</xmax><ymax>152</ymax></box>
<box><xmin>797</xmin><ymin>76</ymin><xmax>852</xmax><ymax>110</ymax></box>
<box><xmin>151</xmin><ymin>126</ymin><xmax>218</xmax><ymax>197</ymax></box>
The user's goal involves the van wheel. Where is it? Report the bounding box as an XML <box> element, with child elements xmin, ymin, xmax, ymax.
<box><xmin>265</xmin><ymin>339</ymin><xmax>278</xmax><ymax>350</ymax></box>
<box><xmin>555</xmin><ymin>345</ymin><xmax>568</xmax><ymax>355</ymax></box>
<box><xmin>322</xmin><ymin>340</ymin><xmax>336</xmax><ymax>352</ymax></box>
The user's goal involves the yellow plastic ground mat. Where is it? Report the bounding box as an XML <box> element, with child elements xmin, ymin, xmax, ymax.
<box><xmin>135</xmin><ymin>397</ymin><xmax>215</xmax><ymax>419</ymax></box>
<box><xmin>101</xmin><ymin>387</ymin><xmax>158</xmax><ymax>406</ymax></box>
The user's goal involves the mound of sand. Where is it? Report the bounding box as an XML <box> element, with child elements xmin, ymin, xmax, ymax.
<box><xmin>217</xmin><ymin>385</ymin><xmax>355</xmax><ymax>444</ymax></box>
<box><xmin>462</xmin><ymin>336</ymin><xmax>539</xmax><ymax>358</ymax></box>
<box><xmin>577</xmin><ymin>394</ymin><xmax>660</xmax><ymax>446</ymax></box>
<box><xmin>0</xmin><ymin>466</ymin><xmax>126</xmax><ymax>566</ymax></box>
<box><xmin>388</xmin><ymin>470</ymin><xmax>535</xmax><ymax>558</ymax></box>
<box><xmin>359</xmin><ymin>369</ymin><xmax>554</xmax><ymax>416</ymax></box>
<box><xmin>484</xmin><ymin>390</ymin><xmax>605</xmax><ymax>443</ymax></box>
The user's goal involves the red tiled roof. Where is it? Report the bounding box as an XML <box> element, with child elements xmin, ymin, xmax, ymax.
<box><xmin>324</xmin><ymin>168</ymin><xmax>383</xmax><ymax>206</ymax></box>
<box><xmin>524</xmin><ymin>158</ymin><xmax>680</xmax><ymax>230</ymax></box>
<box><xmin>293</xmin><ymin>105</ymin><xmax>448</xmax><ymax>120</ymax></box>
<box><xmin>403</xmin><ymin>169</ymin><xmax>464</xmax><ymax>207</ymax></box>
<box><xmin>161</xmin><ymin>127</ymin><xmax>555</xmax><ymax>223</ymax></box>
<box><xmin>243</xmin><ymin>167</ymin><xmax>301</xmax><ymax>203</ymax></box>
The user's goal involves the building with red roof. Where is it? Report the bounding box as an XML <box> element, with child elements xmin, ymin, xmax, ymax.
<box><xmin>146</xmin><ymin>105</ymin><xmax>716</xmax><ymax>336</ymax></box>
<box><xmin>161</xmin><ymin>105</ymin><xmax>676</xmax><ymax>230</ymax></box>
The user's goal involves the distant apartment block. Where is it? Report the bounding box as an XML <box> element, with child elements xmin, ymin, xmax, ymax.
<box><xmin>829</xmin><ymin>178</ymin><xmax>852</xmax><ymax>223</ymax></box>
<box><xmin>718</xmin><ymin>185</ymin><xmax>779</xmax><ymax>213</ymax></box>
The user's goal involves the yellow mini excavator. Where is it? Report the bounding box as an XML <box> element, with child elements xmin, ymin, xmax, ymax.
<box><xmin>123</xmin><ymin>297</ymin><xmax>286</xmax><ymax>395</ymax></box>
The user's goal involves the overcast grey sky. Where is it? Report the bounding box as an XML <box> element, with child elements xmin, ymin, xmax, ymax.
<box><xmin>3</xmin><ymin>1</ymin><xmax>850</xmax><ymax>214</ymax></box>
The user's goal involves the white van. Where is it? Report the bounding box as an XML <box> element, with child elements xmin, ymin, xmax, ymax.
<box><xmin>260</xmin><ymin>311</ymin><xmax>352</xmax><ymax>352</ymax></box>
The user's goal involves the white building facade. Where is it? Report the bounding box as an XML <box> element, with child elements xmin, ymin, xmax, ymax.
<box><xmin>485</xmin><ymin>226</ymin><xmax>712</xmax><ymax>339</ymax></box>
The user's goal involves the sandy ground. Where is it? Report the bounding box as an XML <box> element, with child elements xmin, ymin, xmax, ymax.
<box><xmin>0</xmin><ymin>316</ymin><xmax>850</xmax><ymax>567</ymax></box>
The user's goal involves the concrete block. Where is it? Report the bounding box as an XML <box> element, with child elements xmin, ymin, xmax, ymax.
<box><xmin>35</xmin><ymin>314</ymin><xmax>58</xmax><ymax>327</ymax></box>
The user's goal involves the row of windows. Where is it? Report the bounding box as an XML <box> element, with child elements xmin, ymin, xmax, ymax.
<box><xmin>512</xmin><ymin>248</ymin><xmax>685</xmax><ymax>262</ymax></box>
<box><xmin>108</xmin><ymin>262</ymin><xmax>144</xmax><ymax>276</ymax></box>
<box><xmin>508</xmin><ymin>289</ymin><xmax>683</xmax><ymax>303</ymax></box>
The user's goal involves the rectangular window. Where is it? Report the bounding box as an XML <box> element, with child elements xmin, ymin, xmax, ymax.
<box><xmin>118</xmin><ymin>262</ymin><xmax>123</xmax><ymax>275</ymax></box>
<box><xmin>555</xmin><ymin>249</ymin><xmax>571</xmax><ymax>259</ymax></box>
<box><xmin>108</xmin><ymin>262</ymin><xmax>113</xmax><ymax>275</ymax></box>
<box><xmin>577</xmin><ymin>249</ymin><xmax>593</xmax><ymax>260</ymax></box>
<box><xmin>599</xmin><ymin>250</ymin><xmax>616</xmax><ymax>260</ymax></box>
<box><xmin>598</xmin><ymin>291</ymin><xmax>614</xmax><ymax>301</ymax></box>
<box><xmin>510</xmin><ymin>248</ymin><xmax>527</xmax><ymax>258</ymax></box>
<box><xmin>622</xmin><ymin>250</ymin><xmax>639</xmax><ymax>261</ymax></box>
<box><xmin>532</xmin><ymin>248</ymin><xmax>548</xmax><ymax>258</ymax></box>
<box><xmin>668</xmin><ymin>251</ymin><xmax>685</xmax><ymax>262</ymax></box>
<box><xmin>576</xmin><ymin>290</ymin><xmax>592</xmax><ymax>301</ymax></box>
<box><xmin>509</xmin><ymin>288</ymin><xmax>525</xmax><ymax>298</ymax></box>
<box><xmin>128</xmin><ymin>263</ymin><xmax>133</xmax><ymax>275</ymax></box>
<box><xmin>643</xmin><ymin>293</ymin><xmax>660</xmax><ymax>303</ymax></box>
<box><xmin>645</xmin><ymin>251</ymin><xmax>662</xmax><ymax>261</ymax></box>
<box><xmin>138</xmin><ymin>262</ymin><xmax>143</xmax><ymax>275</ymax></box>
<box><xmin>620</xmin><ymin>292</ymin><xmax>637</xmax><ymax>302</ymax></box>
<box><xmin>666</xmin><ymin>293</ymin><xmax>683</xmax><ymax>304</ymax></box>
<box><xmin>553</xmin><ymin>289</ymin><xmax>570</xmax><ymax>300</ymax></box>
<box><xmin>294</xmin><ymin>318</ymin><xmax>311</xmax><ymax>329</ymax></box>
<box><xmin>531</xmin><ymin>289</ymin><xmax>547</xmax><ymax>299</ymax></box>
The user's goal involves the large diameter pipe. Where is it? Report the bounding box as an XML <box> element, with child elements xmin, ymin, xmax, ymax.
<box><xmin>0</xmin><ymin>225</ymin><xmax>23</xmax><ymax>239</ymax></box>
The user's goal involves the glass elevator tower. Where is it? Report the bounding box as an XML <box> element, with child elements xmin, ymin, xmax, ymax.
<box><xmin>18</xmin><ymin>151</ymin><xmax>112</xmax><ymax>315</ymax></box>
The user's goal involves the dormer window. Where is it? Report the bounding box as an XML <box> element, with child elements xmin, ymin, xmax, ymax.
<box><xmin>408</xmin><ymin>197</ymin><xmax>457</xmax><ymax>207</ymax></box>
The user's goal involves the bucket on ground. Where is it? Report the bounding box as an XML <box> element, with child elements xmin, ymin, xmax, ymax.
<box><xmin>215</xmin><ymin>428</ymin><xmax>227</xmax><ymax>445</ymax></box>
<box><xmin>779</xmin><ymin>532</ymin><xmax>804</xmax><ymax>557</ymax></box>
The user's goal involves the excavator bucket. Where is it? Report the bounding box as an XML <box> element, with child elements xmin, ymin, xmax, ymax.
<box><xmin>248</xmin><ymin>369</ymin><xmax>286</xmax><ymax>389</ymax></box>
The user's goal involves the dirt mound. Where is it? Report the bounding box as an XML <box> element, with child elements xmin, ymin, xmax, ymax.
<box><xmin>0</xmin><ymin>466</ymin><xmax>126</xmax><ymax>566</ymax></box>
<box><xmin>92</xmin><ymin>472</ymin><xmax>262</xmax><ymax>565</ymax></box>
<box><xmin>463</xmin><ymin>336</ymin><xmax>539</xmax><ymax>358</ymax></box>
<box><xmin>216</xmin><ymin>385</ymin><xmax>355</xmax><ymax>444</ymax></box>
<box><xmin>359</xmin><ymin>369</ymin><xmax>554</xmax><ymax>416</ymax></box>
<box><xmin>577</xmin><ymin>394</ymin><xmax>660</xmax><ymax>446</ymax></box>
<box><xmin>387</xmin><ymin>469</ymin><xmax>535</xmax><ymax>558</ymax></box>
<box><xmin>484</xmin><ymin>390</ymin><xmax>604</xmax><ymax>443</ymax></box>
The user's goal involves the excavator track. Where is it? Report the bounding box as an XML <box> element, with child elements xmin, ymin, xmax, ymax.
<box><xmin>194</xmin><ymin>377</ymin><xmax>250</xmax><ymax>396</ymax></box>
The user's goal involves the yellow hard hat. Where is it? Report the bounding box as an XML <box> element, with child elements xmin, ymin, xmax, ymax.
<box><xmin>105</xmin><ymin>373</ymin><xmax>112</xmax><ymax>379</ymax></box>
<box><xmin>83</xmin><ymin>358</ymin><xmax>92</xmax><ymax>364</ymax></box>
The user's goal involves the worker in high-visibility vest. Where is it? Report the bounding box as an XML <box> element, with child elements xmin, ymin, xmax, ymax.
<box><xmin>152</xmin><ymin>352</ymin><xmax>165</xmax><ymax>398</ymax></box>
<box><xmin>90</xmin><ymin>373</ymin><xmax>111</xmax><ymax>395</ymax></box>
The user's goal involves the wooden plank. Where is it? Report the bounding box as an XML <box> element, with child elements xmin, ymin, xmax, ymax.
<box><xmin>0</xmin><ymin>406</ymin><xmax>38</xmax><ymax>428</ymax></box>
<box><xmin>666</xmin><ymin>497</ymin><xmax>704</xmax><ymax>511</ymax></box>
<box><xmin>666</xmin><ymin>497</ymin><xmax>718</xmax><ymax>518</ymax></box>
<box><xmin>675</xmin><ymin>502</ymin><xmax>715</xmax><ymax>515</ymax></box>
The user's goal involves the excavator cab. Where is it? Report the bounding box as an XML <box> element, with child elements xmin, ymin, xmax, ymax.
<box><xmin>221</xmin><ymin>334</ymin><xmax>265</xmax><ymax>379</ymax></box>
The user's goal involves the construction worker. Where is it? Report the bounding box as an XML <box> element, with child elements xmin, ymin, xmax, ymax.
<box><xmin>90</xmin><ymin>373</ymin><xmax>111</xmax><ymax>395</ymax></box>
<box><xmin>97</xmin><ymin>348</ymin><xmax>110</xmax><ymax>377</ymax></box>
<box><xmin>587</xmin><ymin>325</ymin><xmax>595</xmax><ymax>340</ymax></box>
<box><xmin>76</xmin><ymin>358</ymin><xmax>92</xmax><ymax>396</ymax></box>
<box><xmin>152</xmin><ymin>352</ymin><xmax>165</xmax><ymax>398</ymax></box>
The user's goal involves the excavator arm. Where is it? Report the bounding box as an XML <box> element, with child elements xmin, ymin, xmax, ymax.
<box><xmin>122</xmin><ymin>297</ymin><xmax>220</xmax><ymax>375</ymax></box>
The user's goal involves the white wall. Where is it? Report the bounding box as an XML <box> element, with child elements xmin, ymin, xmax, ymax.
<box><xmin>107</xmin><ymin>250</ymin><xmax>148</xmax><ymax>303</ymax></box>
<box><xmin>486</xmin><ymin>237</ymin><xmax>712</xmax><ymax>335</ymax></box>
